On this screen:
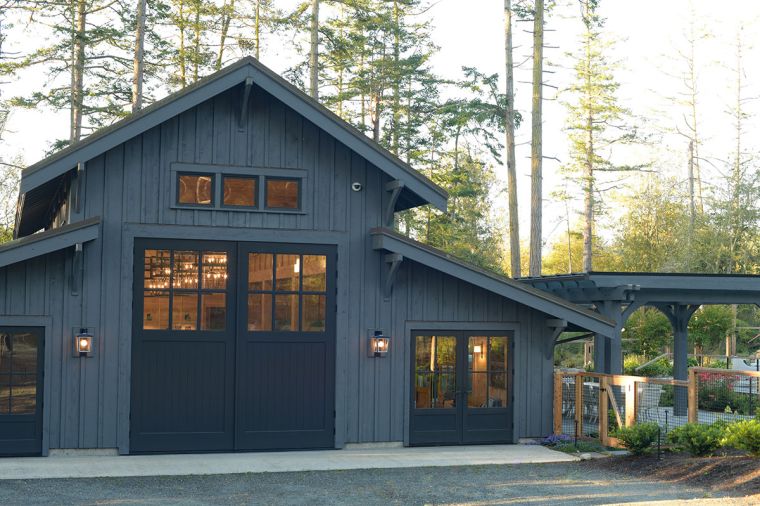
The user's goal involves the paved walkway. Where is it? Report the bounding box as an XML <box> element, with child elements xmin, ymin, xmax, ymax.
<box><xmin>0</xmin><ymin>444</ymin><xmax>577</xmax><ymax>480</ymax></box>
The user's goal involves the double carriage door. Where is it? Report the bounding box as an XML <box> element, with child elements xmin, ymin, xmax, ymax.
<box><xmin>410</xmin><ymin>332</ymin><xmax>513</xmax><ymax>446</ymax></box>
<box><xmin>131</xmin><ymin>240</ymin><xmax>335</xmax><ymax>453</ymax></box>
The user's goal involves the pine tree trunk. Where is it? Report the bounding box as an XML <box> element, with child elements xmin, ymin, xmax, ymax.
<box><xmin>179</xmin><ymin>0</ymin><xmax>187</xmax><ymax>87</ymax></box>
<box><xmin>254</xmin><ymin>1</ymin><xmax>260</xmax><ymax>59</ymax></box>
<box><xmin>582</xmin><ymin>13</ymin><xmax>594</xmax><ymax>273</ymax></box>
<box><xmin>193</xmin><ymin>3</ymin><xmax>201</xmax><ymax>82</ymax></box>
<box><xmin>391</xmin><ymin>0</ymin><xmax>400</xmax><ymax>155</ymax></box>
<box><xmin>309</xmin><ymin>0</ymin><xmax>319</xmax><ymax>99</ymax></box>
<box><xmin>504</xmin><ymin>0</ymin><xmax>520</xmax><ymax>278</ymax></box>
<box><xmin>132</xmin><ymin>0</ymin><xmax>147</xmax><ymax>112</ymax></box>
<box><xmin>70</xmin><ymin>0</ymin><xmax>87</xmax><ymax>142</ymax></box>
<box><xmin>528</xmin><ymin>0</ymin><xmax>544</xmax><ymax>277</ymax></box>
<box><xmin>216</xmin><ymin>0</ymin><xmax>235</xmax><ymax>70</ymax></box>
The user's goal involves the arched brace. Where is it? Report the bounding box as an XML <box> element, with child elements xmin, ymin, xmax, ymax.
<box><xmin>384</xmin><ymin>180</ymin><xmax>405</xmax><ymax>227</ymax></box>
<box><xmin>545</xmin><ymin>319</ymin><xmax>568</xmax><ymax>359</ymax></box>
<box><xmin>238</xmin><ymin>77</ymin><xmax>254</xmax><ymax>131</ymax></box>
<box><xmin>383</xmin><ymin>253</ymin><xmax>403</xmax><ymax>300</ymax></box>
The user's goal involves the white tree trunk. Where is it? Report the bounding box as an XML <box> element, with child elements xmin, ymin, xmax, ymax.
<box><xmin>132</xmin><ymin>0</ymin><xmax>147</xmax><ymax>112</ymax></box>
<box><xmin>504</xmin><ymin>0</ymin><xmax>520</xmax><ymax>278</ymax></box>
<box><xmin>309</xmin><ymin>0</ymin><xmax>319</xmax><ymax>99</ymax></box>
<box><xmin>528</xmin><ymin>0</ymin><xmax>544</xmax><ymax>277</ymax></box>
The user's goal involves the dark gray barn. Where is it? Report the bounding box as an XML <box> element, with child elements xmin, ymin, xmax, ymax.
<box><xmin>0</xmin><ymin>58</ymin><xmax>614</xmax><ymax>456</ymax></box>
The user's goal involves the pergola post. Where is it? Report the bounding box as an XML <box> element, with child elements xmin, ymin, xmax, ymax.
<box><xmin>594</xmin><ymin>300</ymin><xmax>624</xmax><ymax>374</ymax></box>
<box><xmin>655</xmin><ymin>303</ymin><xmax>699</xmax><ymax>417</ymax></box>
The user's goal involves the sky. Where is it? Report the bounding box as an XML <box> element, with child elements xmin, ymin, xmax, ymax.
<box><xmin>2</xmin><ymin>0</ymin><xmax>760</xmax><ymax>247</ymax></box>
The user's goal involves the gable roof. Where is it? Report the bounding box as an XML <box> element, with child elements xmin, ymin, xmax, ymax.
<box><xmin>15</xmin><ymin>57</ymin><xmax>448</xmax><ymax>237</ymax></box>
<box><xmin>371</xmin><ymin>228</ymin><xmax>616</xmax><ymax>337</ymax></box>
<box><xmin>0</xmin><ymin>217</ymin><xmax>100</xmax><ymax>269</ymax></box>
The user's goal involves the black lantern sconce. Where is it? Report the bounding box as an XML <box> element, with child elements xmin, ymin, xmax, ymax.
<box><xmin>73</xmin><ymin>327</ymin><xmax>95</xmax><ymax>358</ymax></box>
<box><xmin>368</xmin><ymin>330</ymin><xmax>390</xmax><ymax>358</ymax></box>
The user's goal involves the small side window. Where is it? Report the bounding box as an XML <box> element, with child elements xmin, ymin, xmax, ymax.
<box><xmin>223</xmin><ymin>176</ymin><xmax>257</xmax><ymax>207</ymax></box>
<box><xmin>178</xmin><ymin>174</ymin><xmax>213</xmax><ymax>206</ymax></box>
<box><xmin>265</xmin><ymin>178</ymin><xmax>300</xmax><ymax>209</ymax></box>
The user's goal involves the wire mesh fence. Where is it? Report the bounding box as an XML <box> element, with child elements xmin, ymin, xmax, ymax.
<box><xmin>554</xmin><ymin>367</ymin><xmax>760</xmax><ymax>448</ymax></box>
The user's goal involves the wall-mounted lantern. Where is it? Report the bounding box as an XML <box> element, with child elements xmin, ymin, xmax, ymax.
<box><xmin>73</xmin><ymin>328</ymin><xmax>95</xmax><ymax>358</ymax></box>
<box><xmin>368</xmin><ymin>330</ymin><xmax>390</xmax><ymax>358</ymax></box>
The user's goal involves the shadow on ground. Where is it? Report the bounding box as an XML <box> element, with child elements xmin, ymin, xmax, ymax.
<box><xmin>0</xmin><ymin>462</ymin><xmax>755</xmax><ymax>505</ymax></box>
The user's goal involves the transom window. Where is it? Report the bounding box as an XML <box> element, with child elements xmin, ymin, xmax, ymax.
<box><xmin>143</xmin><ymin>249</ymin><xmax>229</xmax><ymax>331</ymax></box>
<box><xmin>0</xmin><ymin>330</ymin><xmax>38</xmax><ymax>415</ymax></box>
<box><xmin>223</xmin><ymin>176</ymin><xmax>257</xmax><ymax>207</ymax></box>
<box><xmin>265</xmin><ymin>178</ymin><xmax>300</xmax><ymax>209</ymax></box>
<box><xmin>173</xmin><ymin>167</ymin><xmax>303</xmax><ymax>211</ymax></box>
<box><xmin>178</xmin><ymin>174</ymin><xmax>213</xmax><ymax>206</ymax></box>
<box><xmin>247</xmin><ymin>253</ymin><xmax>327</xmax><ymax>332</ymax></box>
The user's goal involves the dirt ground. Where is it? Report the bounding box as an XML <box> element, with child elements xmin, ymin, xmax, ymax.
<box><xmin>580</xmin><ymin>451</ymin><xmax>760</xmax><ymax>498</ymax></box>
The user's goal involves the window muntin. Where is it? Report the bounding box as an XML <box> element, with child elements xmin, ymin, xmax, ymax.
<box><xmin>223</xmin><ymin>176</ymin><xmax>257</xmax><ymax>207</ymax></box>
<box><xmin>247</xmin><ymin>253</ymin><xmax>327</xmax><ymax>332</ymax></box>
<box><xmin>143</xmin><ymin>249</ymin><xmax>228</xmax><ymax>331</ymax></box>
<box><xmin>0</xmin><ymin>330</ymin><xmax>39</xmax><ymax>415</ymax></box>
<box><xmin>177</xmin><ymin>174</ymin><xmax>213</xmax><ymax>205</ymax></box>
<box><xmin>265</xmin><ymin>178</ymin><xmax>300</xmax><ymax>209</ymax></box>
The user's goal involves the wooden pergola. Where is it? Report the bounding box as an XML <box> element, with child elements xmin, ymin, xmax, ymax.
<box><xmin>520</xmin><ymin>272</ymin><xmax>760</xmax><ymax>415</ymax></box>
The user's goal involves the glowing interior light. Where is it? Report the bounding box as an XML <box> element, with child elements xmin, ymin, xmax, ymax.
<box><xmin>294</xmin><ymin>258</ymin><xmax>300</xmax><ymax>273</ymax></box>
<box><xmin>79</xmin><ymin>338</ymin><xmax>90</xmax><ymax>349</ymax></box>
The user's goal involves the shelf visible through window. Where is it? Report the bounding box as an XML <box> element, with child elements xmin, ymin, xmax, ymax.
<box><xmin>143</xmin><ymin>249</ymin><xmax>228</xmax><ymax>331</ymax></box>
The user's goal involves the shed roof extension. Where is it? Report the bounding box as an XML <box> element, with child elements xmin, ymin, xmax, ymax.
<box><xmin>371</xmin><ymin>228</ymin><xmax>616</xmax><ymax>337</ymax></box>
<box><xmin>16</xmin><ymin>57</ymin><xmax>448</xmax><ymax>237</ymax></box>
<box><xmin>0</xmin><ymin>217</ymin><xmax>100</xmax><ymax>269</ymax></box>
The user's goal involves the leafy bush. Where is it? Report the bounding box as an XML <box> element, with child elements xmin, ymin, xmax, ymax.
<box><xmin>668</xmin><ymin>422</ymin><xmax>726</xmax><ymax>456</ymax></box>
<box><xmin>612</xmin><ymin>422</ymin><xmax>660</xmax><ymax>455</ymax></box>
<box><xmin>722</xmin><ymin>419</ymin><xmax>760</xmax><ymax>457</ymax></box>
<box><xmin>553</xmin><ymin>440</ymin><xmax>607</xmax><ymax>454</ymax></box>
<box><xmin>623</xmin><ymin>354</ymin><xmax>672</xmax><ymax>377</ymax></box>
<box><xmin>697</xmin><ymin>376</ymin><xmax>754</xmax><ymax>415</ymax></box>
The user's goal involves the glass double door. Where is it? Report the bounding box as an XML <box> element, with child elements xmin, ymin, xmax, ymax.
<box><xmin>410</xmin><ymin>332</ymin><xmax>512</xmax><ymax>445</ymax></box>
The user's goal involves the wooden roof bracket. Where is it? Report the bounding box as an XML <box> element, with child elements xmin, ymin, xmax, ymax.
<box><xmin>70</xmin><ymin>242</ymin><xmax>83</xmax><ymax>296</ymax></box>
<box><xmin>383</xmin><ymin>253</ymin><xmax>404</xmax><ymax>300</ymax></box>
<box><xmin>384</xmin><ymin>180</ymin><xmax>406</xmax><ymax>227</ymax></box>
<box><xmin>238</xmin><ymin>77</ymin><xmax>254</xmax><ymax>131</ymax></box>
<box><xmin>546</xmin><ymin>318</ymin><xmax>568</xmax><ymax>359</ymax></box>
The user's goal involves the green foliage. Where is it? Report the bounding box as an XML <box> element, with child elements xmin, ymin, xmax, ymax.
<box><xmin>688</xmin><ymin>305</ymin><xmax>734</xmax><ymax>349</ymax></box>
<box><xmin>623</xmin><ymin>354</ymin><xmax>672</xmax><ymax>377</ymax></box>
<box><xmin>553</xmin><ymin>440</ymin><xmax>608</xmax><ymax>454</ymax></box>
<box><xmin>668</xmin><ymin>421</ymin><xmax>727</xmax><ymax>456</ymax></box>
<box><xmin>612</xmin><ymin>422</ymin><xmax>659</xmax><ymax>455</ymax></box>
<box><xmin>623</xmin><ymin>308</ymin><xmax>672</xmax><ymax>358</ymax></box>
<box><xmin>697</xmin><ymin>376</ymin><xmax>755</xmax><ymax>415</ymax></box>
<box><xmin>722</xmin><ymin>419</ymin><xmax>760</xmax><ymax>456</ymax></box>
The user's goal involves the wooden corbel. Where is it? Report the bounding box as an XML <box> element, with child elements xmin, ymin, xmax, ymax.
<box><xmin>383</xmin><ymin>180</ymin><xmax>405</xmax><ymax>227</ymax></box>
<box><xmin>239</xmin><ymin>77</ymin><xmax>254</xmax><ymax>131</ymax></box>
<box><xmin>383</xmin><ymin>253</ymin><xmax>403</xmax><ymax>300</ymax></box>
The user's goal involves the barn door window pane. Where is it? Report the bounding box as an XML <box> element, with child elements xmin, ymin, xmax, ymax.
<box><xmin>223</xmin><ymin>176</ymin><xmax>257</xmax><ymax>207</ymax></box>
<box><xmin>172</xmin><ymin>293</ymin><xmax>198</xmax><ymax>330</ymax></box>
<box><xmin>302</xmin><ymin>295</ymin><xmax>326</xmax><ymax>332</ymax></box>
<box><xmin>177</xmin><ymin>174</ymin><xmax>213</xmax><ymax>205</ymax></box>
<box><xmin>143</xmin><ymin>291</ymin><xmax>170</xmax><ymax>329</ymax></box>
<box><xmin>265</xmin><ymin>178</ymin><xmax>300</xmax><ymax>209</ymax></box>
<box><xmin>201</xmin><ymin>293</ymin><xmax>226</xmax><ymax>330</ymax></box>
<box><xmin>467</xmin><ymin>336</ymin><xmax>508</xmax><ymax>409</ymax></box>
<box><xmin>274</xmin><ymin>294</ymin><xmax>299</xmax><ymax>331</ymax></box>
<box><xmin>247</xmin><ymin>294</ymin><xmax>273</xmax><ymax>331</ymax></box>
<box><xmin>247</xmin><ymin>253</ymin><xmax>328</xmax><ymax>333</ymax></box>
<box><xmin>143</xmin><ymin>248</ymin><xmax>228</xmax><ymax>331</ymax></box>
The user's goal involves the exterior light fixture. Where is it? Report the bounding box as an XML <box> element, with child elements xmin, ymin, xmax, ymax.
<box><xmin>473</xmin><ymin>344</ymin><xmax>484</xmax><ymax>359</ymax></box>
<box><xmin>73</xmin><ymin>328</ymin><xmax>95</xmax><ymax>357</ymax></box>
<box><xmin>368</xmin><ymin>330</ymin><xmax>390</xmax><ymax>358</ymax></box>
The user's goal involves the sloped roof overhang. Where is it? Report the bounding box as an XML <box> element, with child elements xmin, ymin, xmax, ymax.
<box><xmin>16</xmin><ymin>57</ymin><xmax>447</xmax><ymax>237</ymax></box>
<box><xmin>370</xmin><ymin>228</ymin><xmax>616</xmax><ymax>337</ymax></box>
<box><xmin>0</xmin><ymin>217</ymin><xmax>100</xmax><ymax>269</ymax></box>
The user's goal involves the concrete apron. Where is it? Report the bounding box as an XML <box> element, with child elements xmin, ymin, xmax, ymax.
<box><xmin>0</xmin><ymin>444</ymin><xmax>578</xmax><ymax>480</ymax></box>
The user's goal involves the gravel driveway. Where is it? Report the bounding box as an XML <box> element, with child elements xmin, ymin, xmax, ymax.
<box><xmin>0</xmin><ymin>462</ymin><xmax>753</xmax><ymax>505</ymax></box>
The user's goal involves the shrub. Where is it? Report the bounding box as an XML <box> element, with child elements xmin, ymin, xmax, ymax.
<box><xmin>698</xmin><ymin>378</ymin><xmax>753</xmax><ymax>415</ymax></box>
<box><xmin>668</xmin><ymin>422</ymin><xmax>726</xmax><ymax>456</ymax></box>
<box><xmin>612</xmin><ymin>422</ymin><xmax>660</xmax><ymax>455</ymax></box>
<box><xmin>722</xmin><ymin>419</ymin><xmax>760</xmax><ymax>457</ymax></box>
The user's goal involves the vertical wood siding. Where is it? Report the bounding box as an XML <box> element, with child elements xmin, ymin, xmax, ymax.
<box><xmin>0</xmin><ymin>83</ymin><xmax>555</xmax><ymax>451</ymax></box>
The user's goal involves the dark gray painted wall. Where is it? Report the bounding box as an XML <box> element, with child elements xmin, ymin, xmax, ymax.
<box><xmin>0</xmin><ymin>83</ymin><xmax>556</xmax><ymax>453</ymax></box>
